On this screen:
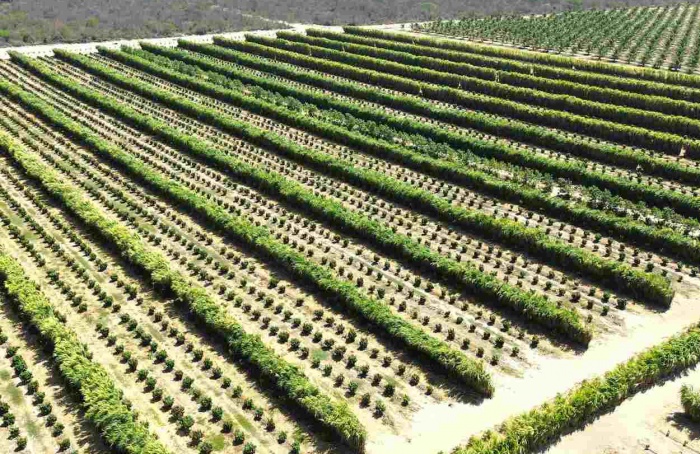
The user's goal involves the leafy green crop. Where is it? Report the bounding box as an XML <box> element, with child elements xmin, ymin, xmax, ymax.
<box><xmin>458</xmin><ymin>320</ymin><xmax>700</xmax><ymax>453</ymax></box>
<box><xmin>0</xmin><ymin>121</ymin><xmax>367</xmax><ymax>451</ymax></box>
<box><xmin>11</xmin><ymin>51</ymin><xmax>495</xmax><ymax>392</ymax></box>
<box><xmin>87</xmin><ymin>45</ymin><xmax>672</xmax><ymax>309</ymax></box>
<box><xmin>0</xmin><ymin>234</ymin><xmax>168</xmax><ymax>454</ymax></box>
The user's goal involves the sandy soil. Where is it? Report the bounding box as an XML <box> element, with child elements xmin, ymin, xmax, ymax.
<box><xmin>368</xmin><ymin>280</ymin><xmax>700</xmax><ymax>454</ymax></box>
<box><xmin>546</xmin><ymin>366</ymin><xmax>700</xmax><ymax>454</ymax></box>
<box><xmin>4</xmin><ymin>25</ymin><xmax>700</xmax><ymax>454</ymax></box>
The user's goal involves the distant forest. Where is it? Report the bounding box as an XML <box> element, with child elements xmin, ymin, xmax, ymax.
<box><xmin>0</xmin><ymin>0</ymin><xmax>687</xmax><ymax>47</ymax></box>
<box><xmin>0</xmin><ymin>0</ymin><xmax>286</xmax><ymax>47</ymax></box>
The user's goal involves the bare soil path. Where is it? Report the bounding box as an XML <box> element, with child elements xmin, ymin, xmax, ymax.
<box><xmin>546</xmin><ymin>365</ymin><xmax>700</xmax><ymax>454</ymax></box>
<box><xmin>369</xmin><ymin>281</ymin><xmax>700</xmax><ymax>454</ymax></box>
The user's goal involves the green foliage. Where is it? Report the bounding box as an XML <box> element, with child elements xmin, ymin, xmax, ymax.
<box><xmin>146</xmin><ymin>42</ymin><xmax>700</xmax><ymax>272</ymax></box>
<box><xmin>28</xmin><ymin>49</ymin><xmax>499</xmax><ymax>388</ymax></box>
<box><xmin>457</xmin><ymin>322</ymin><xmax>700</xmax><ymax>454</ymax></box>
<box><xmin>0</xmin><ymin>250</ymin><xmax>167</xmax><ymax>454</ymax></box>
<box><xmin>242</xmin><ymin>33</ymin><xmax>697</xmax><ymax>157</ymax></box>
<box><xmin>206</xmin><ymin>37</ymin><xmax>700</xmax><ymax>246</ymax></box>
<box><xmin>278</xmin><ymin>30</ymin><xmax>700</xmax><ymax>142</ymax></box>
<box><xmin>193</xmin><ymin>37</ymin><xmax>700</xmax><ymax>188</ymax></box>
<box><xmin>342</xmin><ymin>27</ymin><xmax>700</xmax><ymax>103</ymax></box>
<box><xmin>419</xmin><ymin>5</ymin><xmax>699</xmax><ymax>74</ymax></box>
<box><xmin>408</xmin><ymin>19</ymin><xmax>700</xmax><ymax>88</ymax></box>
<box><xmin>0</xmin><ymin>91</ymin><xmax>366</xmax><ymax>451</ymax></box>
<box><xmin>681</xmin><ymin>384</ymin><xmax>700</xmax><ymax>421</ymax></box>
<box><xmin>98</xmin><ymin>45</ymin><xmax>671</xmax><ymax>309</ymax></box>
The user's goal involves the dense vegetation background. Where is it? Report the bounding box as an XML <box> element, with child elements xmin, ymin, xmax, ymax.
<box><xmin>0</xmin><ymin>0</ymin><xmax>286</xmax><ymax>47</ymax></box>
<box><xmin>0</xmin><ymin>0</ymin><xmax>686</xmax><ymax>47</ymax></box>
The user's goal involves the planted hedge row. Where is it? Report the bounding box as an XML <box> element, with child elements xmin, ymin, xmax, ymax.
<box><xmin>279</xmin><ymin>31</ymin><xmax>700</xmax><ymax>137</ymax></box>
<box><xmin>49</xmin><ymin>47</ymin><xmax>597</xmax><ymax>344</ymax></box>
<box><xmin>207</xmin><ymin>37</ymin><xmax>700</xmax><ymax>183</ymax></box>
<box><xmin>248</xmin><ymin>33</ymin><xmax>699</xmax><ymax>156</ymax></box>
<box><xmin>67</xmin><ymin>48</ymin><xmax>674</xmax><ymax>310</ymax></box>
<box><xmin>213</xmin><ymin>37</ymin><xmax>700</xmax><ymax>179</ymax></box>
<box><xmin>43</xmin><ymin>50</ymin><xmax>593</xmax><ymax>349</ymax></box>
<box><xmin>457</xmin><ymin>321</ymin><xmax>700</xmax><ymax>454</ymax></box>
<box><xmin>133</xmin><ymin>44</ymin><xmax>700</xmax><ymax>270</ymax></box>
<box><xmin>0</xmin><ymin>91</ymin><xmax>367</xmax><ymax>452</ymax></box>
<box><xmin>342</xmin><ymin>27</ymin><xmax>700</xmax><ymax>103</ymax></box>
<box><xmin>357</xmin><ymin>27</ymin><xmax>700</xmax><ymax>90</ymax></box>
<box><xmin>189</xmin><ymin>41</ymin><xmax>700</xmax><ymax>233</ymax></box>
<box><xmin>681</xmin><ymin>384</ymin><xmax>700</xmax><ymax>421</ymax></box>
<box><xmin>0</xmin><ymin>226</ymin><xmax>168</xmax><ymax>454</ymax></box>
<box><xmin>84</xmin><ymin>46</ymin><xmax>673</xmax><ymax>308</ymax></box>
<box><xmin>148</xmin><ymin>50</ymin><xmax>686</xmax><ymax>302</ymax></box>
<box><xmin>4</xmin><ymin>58</ymin><xmax>498</xmax><ymax>395</ymax></box>
<box><xmin>226</xmin><ymin>36</ymin><xmax>700</xmax><ymax>210</ymax></box>
<box><xmin>305</xmin><ymin>28</ymin><xmax>700</xmax><ymax>118</ymax></box>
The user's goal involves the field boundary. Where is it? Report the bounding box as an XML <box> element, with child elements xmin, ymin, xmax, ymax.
<box><xmin>0</xmin><ymin>23</ymin><xmax>335</xmax><ymax>60</ymax></box>
<box><xmin>2</xmin><ymin>19</ymin><xmax>695</xmax><ymax>76</ymax></box>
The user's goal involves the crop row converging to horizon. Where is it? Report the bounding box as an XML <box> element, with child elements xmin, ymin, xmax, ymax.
<box><xmin>0</xmin><ymin>21</ymin><xmax>700</xmax><ymax>454</ymax></box>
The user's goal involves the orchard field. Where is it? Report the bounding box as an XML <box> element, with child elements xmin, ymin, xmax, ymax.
<box><xmin>419</xmin><ymin>2</ymin><xmax>700</xmax><ymax>72</ymax></box>
<box><xmin>2</xmin><ymin>17</ymin><xmax>700</xmax><ymax>454</ymax></box>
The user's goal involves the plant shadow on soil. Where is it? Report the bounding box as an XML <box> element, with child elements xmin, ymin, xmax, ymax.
<box><xmin>668</xmin><ymin>411</ymin><xmax>700</xmax><ymax>441</ymax></box>
<box><xmin>17</xmin><ymin>155</ymin><xmax>644</xmax><ymax>448</ymax></box>
<box><xmin>40</xmin><ymin>157</ymin><xmax>496</xmax><ymax>395</ymax></box>
<box><xmin>162</xmin><ymin>182</ymin><xmax>598</xmax><ymax>385</ymax></box>
<box><xmin>72</xmin><ymin>240</ymin><xmax>354</xmax><ymax>450</ymax></box>
<box><xmin>69</xmin><ymin>134</ymin><xmax>605</xmax><ymax>359</ymax></box>
<box><xmin>36</xmin><ymin>164</ymin><xmax>587</xmax><ymax>408</ymax></box>
<box><xmin>153</xmin><ymin>291</ymin><xmax>375</xmax><ymax>454</ymax></box>
<box><xmin>531</xmin><ymin>367</ymin><xmax>700</xmax><ymax>454</ymax></box>
<box><xmin>8</xmin><ymin>173</ymin><xmax>357</xmax><ymax>452</ymax></box>
<box><xmin>257</xmin><ymin>188</ymin><xmax>657</xmax><ymax>362</ymax></box>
